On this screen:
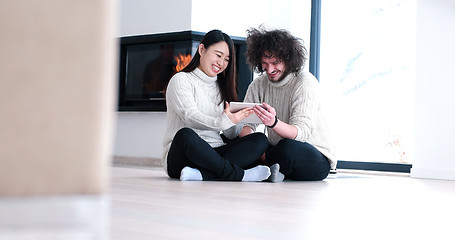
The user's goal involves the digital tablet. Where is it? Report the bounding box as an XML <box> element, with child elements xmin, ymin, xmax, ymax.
<box><xmin>229</xmin><ymin>102</ymin><xmax>263</xmax><ymax>124</ymax></box>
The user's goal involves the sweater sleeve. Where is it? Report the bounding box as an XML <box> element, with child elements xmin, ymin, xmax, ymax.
<box><xmin>290</xmin><ymin>77</ymin><xmax>320</xmax><ymax>142</ymax></box>
<box><xmin>166</xmin><ymin>73</ymin><xmax>234</xmax><ymax>131</ymax></box>
<box><xmin>242</xmin><ymin>79</ymin><xmax>262</xmax><ymax>131</ymax></box>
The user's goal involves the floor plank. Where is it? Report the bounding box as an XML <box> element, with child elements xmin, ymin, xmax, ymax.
<box><xmin>110</xmin><ymin>166</ymin><xmax>455</xmax><ymax>240</ymax></box>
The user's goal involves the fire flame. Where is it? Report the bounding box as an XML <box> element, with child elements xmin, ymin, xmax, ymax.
<box><xmin>174</xmin><ymin>53</ymin><xmax>192</xmax><ymax>72</ymax></box>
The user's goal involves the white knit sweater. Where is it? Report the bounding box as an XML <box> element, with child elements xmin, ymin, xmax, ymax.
<box><xmin>162</xmin><ymin>68</ymin><xmax>242</xmax><ymax>174</ymax></box>
<box><xmin>244</xmin><ymin>70</ymin><xmax>337</xmax><ymax>169</ymax></box>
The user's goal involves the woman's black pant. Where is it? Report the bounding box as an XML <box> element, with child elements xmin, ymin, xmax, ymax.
<box><xmin>265</xmin><ymin>138</ymin><xmax>331</xmax><ymax>181</ymax></box>
<box><xmin>167</xmin><ymin>128</ymin><xmax>268</xmax><ymax>181</ymax></box>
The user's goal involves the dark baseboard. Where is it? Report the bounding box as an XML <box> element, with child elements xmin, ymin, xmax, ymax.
<box><xmin>337</xmin><ymin>160</ymin><xmax>412</xmax><ymax>173</ymax></box>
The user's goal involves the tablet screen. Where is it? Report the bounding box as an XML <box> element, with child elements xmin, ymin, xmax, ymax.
<box><xmin>229</xmin><ymin>102</ymin><xmax>263</xmax><ymax>124</ymax></box>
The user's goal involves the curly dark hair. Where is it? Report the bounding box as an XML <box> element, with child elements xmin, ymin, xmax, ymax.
<box><xmin>245</xmin><ymin>27</ymin><xmax>308</xmax><ymax>75</ymax></box>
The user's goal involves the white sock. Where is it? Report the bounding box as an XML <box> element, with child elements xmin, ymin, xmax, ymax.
<box><xmin>242</xmin><ymin>165</ymin><xmax>271</xmax><ymax>182</ymax></box>
<box><xmin>180</xmin><ymin>166</ymin><xmax>203</xmax><ymax>181</ymax></box>
<box><xmin>268</xmin><ymin>163</ymin><xmax>285</xmax><ymax>183</ymax></box>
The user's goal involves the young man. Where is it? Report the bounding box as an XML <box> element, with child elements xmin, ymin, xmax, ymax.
<box><xmin>239</xmin><ymin>27</ymin><xmax>336</xmax><ymax>182</ymax></box>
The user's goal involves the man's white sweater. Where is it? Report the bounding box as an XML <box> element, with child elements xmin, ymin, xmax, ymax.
<box><xmin>244</xmin><ymin>70</ymin><xmax>337</xmax><ymax>169</ymax></box>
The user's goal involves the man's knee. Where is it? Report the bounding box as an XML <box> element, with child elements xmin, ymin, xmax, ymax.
<box><xmin>250</xmin><ymin>132</ymin><xmax>269</xmax><ymax>149</ymax></box>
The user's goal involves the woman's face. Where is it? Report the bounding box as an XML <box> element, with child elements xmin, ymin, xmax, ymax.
<box><xmin>198</xmin><ymin>41</ymin><xmax>230</xmax><ymax>77</ymax></box>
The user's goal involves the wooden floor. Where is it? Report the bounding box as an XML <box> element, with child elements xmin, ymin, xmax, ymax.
<box><xmin>110</xmin><ymin>165</ymin><xmax>455</xmax><ymax>240</ymax></box>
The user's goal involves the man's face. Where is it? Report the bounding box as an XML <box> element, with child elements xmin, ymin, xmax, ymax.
<box><xmin>261</xmin><ymin>53</ymin><xmax>286</xmax><ymax>82</ymax></box>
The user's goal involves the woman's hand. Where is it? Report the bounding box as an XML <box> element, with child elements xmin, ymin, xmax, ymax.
<box><xmin>224</xmin><ymin>102</ymin><xmax>254</xmax><ymax>124</ymax></box>
<box><xmin>253</xmin><ymin>102</ymin><xmax>277</xmax><ymax>127</ymax></box>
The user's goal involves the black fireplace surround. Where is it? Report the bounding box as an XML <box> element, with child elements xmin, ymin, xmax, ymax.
<box><xmin>118</xmin><ymin>31</ymin><xmax>253</xmax><ymax>111</ymax></box>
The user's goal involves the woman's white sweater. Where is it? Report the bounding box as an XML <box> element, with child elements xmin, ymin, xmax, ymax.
<box><xmin>162</xmin><ymin>68</ymin><xmax>241</xmax><ymax>174</ymax></box>
<box><xmin>244</xmin><ymin>70</ymin><xmax>337</xmax><ymax>169</ymax></box>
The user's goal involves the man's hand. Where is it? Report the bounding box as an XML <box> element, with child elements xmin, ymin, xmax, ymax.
<box><xmin>254</xmin><ymin>102</ymin><xmax>298</xmax><ymax>139</ymax></box>
<box><xmin>253</xmin><ymin>102</ymin><xmax>276</xmax><ymax>127</ymax></box>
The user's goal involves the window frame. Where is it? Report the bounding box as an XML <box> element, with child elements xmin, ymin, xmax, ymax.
<box><xmin>310</xmin><ymin>0</ymin><xmax>411</xmax><ymax>173</ymax></box>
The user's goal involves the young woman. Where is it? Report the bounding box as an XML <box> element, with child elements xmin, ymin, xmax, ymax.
<box><xmin>162</xmin><ymin>30</ymin><xmax>271</xmax><ymax>181</ymax></box>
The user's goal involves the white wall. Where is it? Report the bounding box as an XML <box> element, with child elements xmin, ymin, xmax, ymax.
<box><xmin>118</xmin><ymin>0</ymin><xmax>192</xmax><ymax>36</ymax></box>
<box><xmin>191</xmin><ymin>0</ymin><xmax>311</xmax><ymax>48</ymax></box>
<box><xmin>410</xmin><ymin>0</ymin><xmax>455</xmax><ymax>180</ymax></box>
<box><xmin>115</xmin><ymin>0</ymin><xmax>192</xmax><ymax>159</ymax></box>
<box><xmin>114</xmin><ymin>0</ymin><xmax>312</xmax><ymax>159</ymax></box>
<box><xmin>115</xmin><ymin>112</ymin><xmax>167</xmax><ymax>158</ymax></box>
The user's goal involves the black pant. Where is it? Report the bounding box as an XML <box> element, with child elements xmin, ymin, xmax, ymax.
<box><xmin>167</xmin><ymin>128</ymin><xmax>268</xmax><ymax>181</ymax></box>
<box><xmin>265</xmin><ymin>139</ymin><xmax>331</xmax><ymax>181</ymax></box>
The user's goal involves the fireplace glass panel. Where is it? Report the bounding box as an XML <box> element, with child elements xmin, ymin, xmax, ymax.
<box><xmin>123</xmin><ymin>41</ymin><xmax>197</xmax><ymax>110</ymax></box>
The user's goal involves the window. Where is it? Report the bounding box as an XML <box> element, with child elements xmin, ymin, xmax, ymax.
<box><xmin>317</xmin><ymin>0</ymin><xmax>416</xmax><ymax>171</ymax></box>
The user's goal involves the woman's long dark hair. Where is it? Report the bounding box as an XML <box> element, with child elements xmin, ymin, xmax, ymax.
<box><xmin>180</xmin><ymin>29</ymin><xmax>238</xmax><ymax>104</ymax></box>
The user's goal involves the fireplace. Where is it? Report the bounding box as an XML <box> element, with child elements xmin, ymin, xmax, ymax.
<box><xmin>118</xmin><ymin>31</ymin><xmax>253</xmax><ymax>111</ymax></box>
